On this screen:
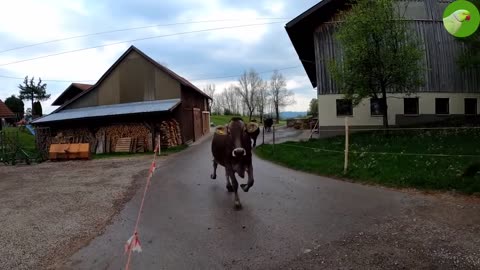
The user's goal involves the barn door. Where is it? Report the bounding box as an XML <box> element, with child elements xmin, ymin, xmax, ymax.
<box><xmin>193</xmin><ymin>108</ymin><xmax>202</xmax><ymax>141</ymax></box>
<box><xmin>202</xmin><ymin>111</ymin><xmax>210</xmax><ymax>135</ymax></box>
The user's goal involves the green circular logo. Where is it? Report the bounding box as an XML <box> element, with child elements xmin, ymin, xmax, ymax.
<box><xmin>443</xmin><ymin>0</ymin><xmax>480</xmax><ymax>37</ymax></box>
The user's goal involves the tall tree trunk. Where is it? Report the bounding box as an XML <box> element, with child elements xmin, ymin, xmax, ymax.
<box><xmin>381</xmin><ymin>85</ymin><xmax>389</xmax><ymax>129</ymax></box>
<box><xmin>275</xmin><ymin>104</ymin><xmax>280</xmax><ymax>124</ymax></box>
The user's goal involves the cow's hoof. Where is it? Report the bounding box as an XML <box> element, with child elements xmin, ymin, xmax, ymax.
<box><xmin>226</xmin><ymin>185</ymin><xmax>234</xmax><ymax>192</ymax></box>
<box><xmin>234</xmin><ymin>201</ymin><xmax>242</xmax><ymax>210</ymax></box>
<box><xmin>240</xmin><ymin>184</ymin><xmax>250</xmax><ymax>192</ymax></box>
<box><xmin>210</xmin><ymin>174</ymin><xmax>216</xmax><ymax>179</ymax></box>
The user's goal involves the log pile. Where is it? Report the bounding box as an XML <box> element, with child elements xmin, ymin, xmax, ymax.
<box><xmin>51</xmin><ymin>128</ymin><xmax>97</xmax><ymax>152</ymax></box>
<box><xmin>157</xmin><ymin>120</ymin><xmax>182</xmax><ymax>148</ymax></box>
<box><xmin>95</xmin><ymin>124</ymin><xmax>151</xmax><ymax>153</ymax></box>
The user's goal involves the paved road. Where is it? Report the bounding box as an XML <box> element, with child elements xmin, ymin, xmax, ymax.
<box><xmin>62</xmin><ymin>133</ymin><xmax>480</xmax><ymax>269</ymax></box>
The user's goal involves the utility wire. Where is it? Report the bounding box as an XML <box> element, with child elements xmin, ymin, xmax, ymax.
<box><xmin>0</xmin><ymin>66</ymin><xmax>303</xmax><ymax>83</ymax></box>
<box><xmin>0</xmin><ymin>18</ymin><xmax>288</xmax><ymax>54</ymax></box>
<box><xmin>0</xmin><ymin>21</ymin><xmax>286</xmax><ymax>67</ymax></box>
<box><xmin>189</xmin><ymin>66</ymin><xmax>302</xmax><ymax>81</ymax></box>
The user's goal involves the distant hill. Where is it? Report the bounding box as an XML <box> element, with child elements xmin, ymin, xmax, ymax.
<box><xmin>279</xmin><ymin>111</ymin><xmax>308</xmax><ymax>119</ymax></box>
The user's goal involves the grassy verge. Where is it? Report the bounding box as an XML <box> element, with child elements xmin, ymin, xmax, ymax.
<box><xmin>210</xmin><ymin>115</ymin><xmax>244</xmax><ymax>126</ymax></box>
<box><xmin>211</xmin><ymin>115</ymin><xmax>287</xmax><ymax>127</ymax></box>
<box><xmin>93</xmin><ymin>145</ymin><xmax>188</xmax><ymax>159</ymax></box>
<box><xmin>4</xmin><ymin>127</ymin><xmax>36</xmax><ymax>151</ymax></box>
<box><xmin>255</xmin><ymin>129</ymin><xmax>480</xmax><ymax>194</ymax></box>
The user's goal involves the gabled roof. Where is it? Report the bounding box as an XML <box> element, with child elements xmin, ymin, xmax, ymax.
<box><xmin>0</xmin><ymin>99</ymin><xmax>15</xmax><ymax>118</ymax></box>
<box><xmin>285</xmin><ymin>0</ymin><xmax>348</xmax><ymax>88</ymax></box>
<box><xmin>33</xmin><ymin>98</ymin><xmax>181</xmax><ymax>124</ymax></box>
<box><xmin>53</xmin><ymin>45</ymin><xmax>211</xmax><ymax>114</ymax></box>
<box><xmin>51</xmin><ymin>83</ymin><xmax>92</xmax><ymax>106</ymax></box>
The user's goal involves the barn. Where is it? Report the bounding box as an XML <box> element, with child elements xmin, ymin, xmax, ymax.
<box><xmin>32</xmin><ymin>45</ymin><xmax>211</xmax><ymax>154</ymax></box>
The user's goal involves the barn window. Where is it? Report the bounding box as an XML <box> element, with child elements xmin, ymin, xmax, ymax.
<box><xmin>404</xmin><ymin>98</ymin><xmax>419</xmax><ymax>115</ymax></box>
<box><xmin>370</xmin><ymin>98</ymin><xmax>382</xmax><ymax>116</ymax></box>
<box><xmin>435</xmin><ymin>98</ymin><xmax>449</xmax><ymax>115</ymax></box>
<box><xmin>336</xmin><ymin>99</ymin><xmax>353</xmax><ymax>116</ymax></box>
<box><xmin>465</xmin><ymin>98</ymin><xmax>477</xmax><ymax>115</ymax></box>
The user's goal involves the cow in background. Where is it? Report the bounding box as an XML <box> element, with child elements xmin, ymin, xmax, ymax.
<box><xmin>264</xmin><ymin>117</ymin><xmax>274</xmax><ymax>132</ymax></box>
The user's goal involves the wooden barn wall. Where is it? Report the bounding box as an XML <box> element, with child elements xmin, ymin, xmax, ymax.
<box><xmin>180</xmin><ymin>86</ymin><xmax>208</xmax><ymax>142</ymax></box>
<box><xmin>314</xmin><ymin>0</ymin><xmax>480</xmax><ymax>95</ymax></box>
<box><xmin>65</xmin><ymin>51</ymin><xmax>181</xmax><ymax>109</ymax></box>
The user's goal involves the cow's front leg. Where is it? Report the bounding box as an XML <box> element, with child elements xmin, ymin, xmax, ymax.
<box><xmin>225</xmin><ymin>169</ymin><xmax>233</xmax><ymax>192</ymax></box>
<box><xmin>228</xmin><ymin>169</ymin><xmax>242</xmax><ymax>209</ymax></box>
<box><xmin>240</xmin><ymin>163</ymin><xmax>254</xmax><ymax>192</ymax></box>
<box><xmin>210</xmin><ymin>159</ymin><xmax>218</xmax><ymax>179</ymax></box>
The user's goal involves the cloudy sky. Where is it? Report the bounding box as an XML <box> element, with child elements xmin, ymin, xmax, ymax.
<box><xmin>0</xmin><ymin>0</ymin><xmax>319</xmax><ymax>114</ymax></box>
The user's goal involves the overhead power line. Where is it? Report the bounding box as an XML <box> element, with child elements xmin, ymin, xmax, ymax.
<box><xmin>0</xmin><ymin>18</ymin><xmax>289</xmax><ymax>54</ymax></box>
<box><xmin>0</xmin><ymin>21</ymin><xmax>286</xmax><ymax>67</ymax></box>
<box><xmin>189</xmin><ymin>66</ymin><xmax>302</xmax><ymax>81</ymax></box>
<box><xmin>0</xmin><ymin>66</ymin><xmax>303</xmax><ymax>83</ymax></box>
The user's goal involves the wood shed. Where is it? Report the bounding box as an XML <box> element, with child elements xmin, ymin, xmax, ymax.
<box><xmin>32</xmin><ymin>45</ymin><xmax>212</xmax><ymax>154</ymax></box>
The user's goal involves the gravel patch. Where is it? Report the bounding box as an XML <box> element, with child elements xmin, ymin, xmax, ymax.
<box><xmin>271</xmin><ymin>195</ymin><xmax>480</xmax><ymax>270</ymax></box>
<box><xmin>0</xmin><ymin>156</ymin><xmax>158</xmax><ymax>270</ymax></box>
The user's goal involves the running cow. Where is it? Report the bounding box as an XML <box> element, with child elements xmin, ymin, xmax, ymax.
<box><xmin>210</xmin><ymin>117</ymin><xmax>255</xmax><ymax>209</ymax></box>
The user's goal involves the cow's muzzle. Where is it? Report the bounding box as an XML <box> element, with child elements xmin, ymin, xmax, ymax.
<box><xmin>232</xmin><ymin>148</ymin><xmax>246</xmax><ymax>157</ymax></box>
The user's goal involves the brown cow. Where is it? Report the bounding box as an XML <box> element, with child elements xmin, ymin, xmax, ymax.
<box><xmin>210</xmin><ymin>117</ymin><xmax>255</xmax><ymax>209</ymax></box>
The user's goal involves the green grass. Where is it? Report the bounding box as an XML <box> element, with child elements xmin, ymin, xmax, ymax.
<box><xmin>255</xmin><ymin>129</ymin><xmax>480</xmax><ymax>194</ymax></box>
<box><xmin>211</xmin><ymin>114</ymin><xmax>286</xmax><ymax>126</ymax></box>
<box><xmin>211</xmin><ymin>115</ymin><xmax>244</xmax><ymax>126</ymax></box>
<box><xmin>93</xmin><ymin>144</ymin><xmax>188</xmax><ymax>159</ymax></box>
<box><xmin>3</xmin><ymin>127</ymin><xmax>36</xmax><ymax>151</ymax></box>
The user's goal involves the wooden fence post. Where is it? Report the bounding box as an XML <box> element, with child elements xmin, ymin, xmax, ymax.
<box><xmin>262</xmin><ymin>126</ymin><xmax>265</xmax><ymax>145</ymax></box>
<box><xmin>273</xmin><ymin>125</ymin><xmax>276</xmax><ymax>154</ymax></box>
<box><xmin>344</xmin><ymin>117</ymin><xmax>349</xmax><ymax>174</ymax></box>
<box><xmin>157</xmin><ymin>134</ymin><xmax>161</xmax><ymax>156</ymax></box>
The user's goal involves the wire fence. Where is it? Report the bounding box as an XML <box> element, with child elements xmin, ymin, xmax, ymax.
<box><xmin>258</xmin><ymin>119</ymin><xmax>480</xmax><ymax>185</ymax></box>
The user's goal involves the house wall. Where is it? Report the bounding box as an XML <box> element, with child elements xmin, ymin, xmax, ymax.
<box><xmin>317</xmin><ymin>92</ymin><xmax>480</xmax><ymax>127</ymax></box>
<box><xmin>66</xmin><ymin>51</ymin><xmax>181</xmax><ymax>109</ymax></box>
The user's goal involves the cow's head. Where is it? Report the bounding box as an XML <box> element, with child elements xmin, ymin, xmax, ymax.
<box><xmin>227</xmin><ymin>117</ymin><xmax>249</xmax><ymax>158</ymax></box>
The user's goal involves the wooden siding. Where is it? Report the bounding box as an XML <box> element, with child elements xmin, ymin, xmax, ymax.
<box><xmin>65</xmin><ymin>51</ymin><xmax>181</xmax><ymax>109</ymax></box>
<box><xmin>314</xmin><ymin>0</ymin><xmax>480</xmax><ymax>95</ymax></box>
<box><xmin>180</xmin><ymin>86</ymin><xmax>209</xmax><ymax>142</ymax></box>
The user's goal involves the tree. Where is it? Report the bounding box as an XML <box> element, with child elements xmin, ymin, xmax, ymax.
<box><xmin>255</xmin><ymin>81</ymin><xmax>270</xmax><ymax>122</ymax></box>
<box><xmin>18</xmin><ymin>76</ymin><xmax>50</xmax><ymax>116</ymax></box>
<box><xmin>308</xmin><ymin>98</ymin><xmax>318</xmax><ymax>117</ymax></box>
<box><xmin>457</xmin><ymin>0</ymin><xmax>480</xmax><ymax>69</ymax></box>
<box><xmin>33</xmin><ymin>101</ymin><xmax>43</xmax><ymax>116</ymax></box>
<box><xmin>203</xmin><ymin>84</ymin><xmax>216</xmax><ymax>112</ymax></box>
<box><xmin>269</xmin><ymin>70</ymin><xmax>295</xmax><ymax>123</ymax></box>
<box><xmin>237</xmin><ymin>69</ymin><xmax>263</xmax><ymax>121</ymax></box>
<box><xmin>328</xmin><ymin>0</ymin><xmax>423</xmax><ymax>128</ymax></box>
<box><xmin>4</xmin><ymin>95</ymin><xmax>24</xmax><ymax>119</ymax></box>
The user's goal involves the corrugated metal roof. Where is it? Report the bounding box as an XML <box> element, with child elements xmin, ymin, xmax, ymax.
<box><xmin>33</xmin><ymin>98</ymin><xmax>180</xmax><ymax>124</ymax></box>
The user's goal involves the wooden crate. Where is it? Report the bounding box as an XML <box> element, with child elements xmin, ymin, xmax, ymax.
<box><xmin>49</xmin><ymin>143</ymin><xmax>91</xmax><ymax>160</ymax></box>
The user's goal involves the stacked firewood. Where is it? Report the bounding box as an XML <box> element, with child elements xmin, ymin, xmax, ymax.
<box><xmin>95</xmin><ymin>124</ymin><xmax>151</xmax><ymax>153</ymax></box>
<box><xmin>157</xmin><ymin>120</ymin><xmax>183</xmax><ymax>148</ymax></box>
<box><xmin>52</xmin><ymin>128</ymin><xmax>97</xmax><ymax>152</ymax></box>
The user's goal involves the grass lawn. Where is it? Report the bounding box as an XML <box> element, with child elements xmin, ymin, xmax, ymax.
<box><xmin>255</xmin><ymin>129</ymin><xmax>480</xmax><ymax>194</ymax></box>
<box><xmin>93</xmin><ymin>145</ymin><xmax>188</xmax><ymax>159</ymax></box>
<box><xmin>211</xmin><ymin>115</ymin><xmax>287</xmax><ymax>126</ymax></box>
<box><xmin>3</xmin><ymin>127</ymin><xmax>36</xmax><ymax>152</ymax></box>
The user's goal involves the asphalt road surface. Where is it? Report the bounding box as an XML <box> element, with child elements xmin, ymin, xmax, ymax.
<box><xmin>61</xmin><ymin>134</ymin><xmax>480</xmax><ymax>270</ymax></box>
